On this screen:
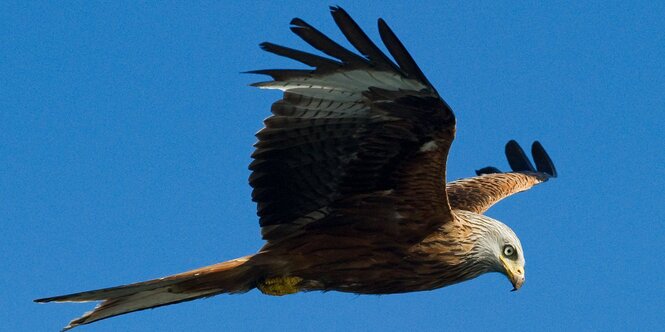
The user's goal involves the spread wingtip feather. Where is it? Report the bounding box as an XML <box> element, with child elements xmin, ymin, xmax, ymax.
<box><xmin>476</xmin><ymin>140</ymin><xmax>557</xmax><ymax>181</ymax></box>
<box><xmin>505</xmin><ymin>140</ymin><xmax>536</xmax><ymax>173</ymax></box>
<box><xmin>531</xmin><ymin>141</ymin><xmax>557</xmax><ymax>178</ymax></box>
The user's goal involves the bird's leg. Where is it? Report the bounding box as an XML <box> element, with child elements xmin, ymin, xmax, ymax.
<box><xmin>257</xmin><ymin>276</ymin><xmax>303</xmax><ymax>296</ymax></box>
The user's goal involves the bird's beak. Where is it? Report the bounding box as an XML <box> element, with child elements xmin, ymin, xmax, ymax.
<box><xmin>500</xmin><ymin>257</ymin><xmax>525</xmax><ymax>291</ymax></box>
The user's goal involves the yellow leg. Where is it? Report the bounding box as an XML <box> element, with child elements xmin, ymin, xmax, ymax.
<box><xmin>257</xmin><ymin>276</ymin><xmax>303</xmax><ymax>296</ymax></box>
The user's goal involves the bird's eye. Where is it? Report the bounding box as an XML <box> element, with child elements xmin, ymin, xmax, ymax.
<box><xmin>503</xmin><ymin>245</ymin><xmax>516</xmax><ymax>258</ymax></box>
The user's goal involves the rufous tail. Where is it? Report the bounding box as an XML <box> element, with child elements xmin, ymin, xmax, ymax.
<box><xmin>35</xmin><ymin>255</ymin><xmax>260</xmax><ymax>331</ymax></box>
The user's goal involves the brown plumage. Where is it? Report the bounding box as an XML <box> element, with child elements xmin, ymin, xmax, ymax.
<box><xmin>447</xmin><ymin>141</ymin><xmax>556</xmax><ymax>214</ymax></box>
<box><xmin>35</xmin><ymin>6</ymin><xmax>557</xmax><ymax>330</ymax></box>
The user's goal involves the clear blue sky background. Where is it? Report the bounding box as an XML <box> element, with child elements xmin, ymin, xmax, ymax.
<box><xmin>3</xmin><ymin>1</ymin><xmax>664</xmax><ymax>331</ymax></box>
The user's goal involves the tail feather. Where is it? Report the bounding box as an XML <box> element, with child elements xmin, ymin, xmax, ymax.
<box><xmin>60</xmin><ymin>288</ymin><xmax>218</xmax><ymax>331</ymax></box>
<box><xmin>35</xmin><ymin>256</ymin><xmax>260</xmax><ymax>330</ymax></box>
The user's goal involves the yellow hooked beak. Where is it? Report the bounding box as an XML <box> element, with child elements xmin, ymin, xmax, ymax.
<box><xmin>500</xmin><ymin>256</ymin><xmax>525</xmax><ymax>291</ymax></box>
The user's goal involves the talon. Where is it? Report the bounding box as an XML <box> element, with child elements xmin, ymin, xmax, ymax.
<box><xmin>258</xmin><ymin>276</ymin><xmax>303</xmax><ymax>296</ymax></box>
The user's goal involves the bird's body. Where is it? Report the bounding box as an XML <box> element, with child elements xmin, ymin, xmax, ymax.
<box><xmin>36</xmin><ymin>6</ymin><xmax>556</xmax><ymax>330</ymax></box>
<box><xmin>252</xmin><ymin>208</ymin><xmax>517</xmax><ymax>295</ymax></box>
<box><xmin>255</xmin><ymin>210</ymin><xmax>478</xmax><ymax>295</ymax></box>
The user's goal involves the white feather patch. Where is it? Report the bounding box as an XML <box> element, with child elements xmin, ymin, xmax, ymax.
<box><xmin>255</xmin><ymin>69</ymin><xmax>426</xmax><ymax>93</ymax></box>
<box><xmin>419</xmin><ymin>140</ymin><xmax>439</xmax><ymax>152</ymax></box>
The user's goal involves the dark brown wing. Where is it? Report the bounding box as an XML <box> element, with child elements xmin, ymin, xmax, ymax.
<box><xmin>249</xmin><ymin>7</ymin><xmax>456</xmax><ymax>241</ymax></box>
<box><xmin>447</xmin><ymin>140</ymin><xmax>557</xmax><ymax>214</ymax></box>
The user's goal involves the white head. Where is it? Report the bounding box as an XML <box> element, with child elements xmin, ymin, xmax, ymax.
<box><xmin>457</xmin><ymin>210</ymin><xmax>526</xmax><ymax>290</ymax></box>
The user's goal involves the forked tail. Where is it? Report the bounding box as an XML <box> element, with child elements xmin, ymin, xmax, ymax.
<box><xmin>35</xmin><ymin>255</ymin><xmax>260</xmax><ymax>330</ymax></box>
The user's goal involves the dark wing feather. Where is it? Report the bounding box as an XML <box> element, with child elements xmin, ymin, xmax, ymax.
<box><xmin>504</xmin><ymin>140</ymin><xmax>536</xmax><ymax>173</ymax></box>
<box><xmin>447</xmin><ymin>141</ymin><xmax>557</xmax><ymax>214</ymax></box>
<box><xmin>329</xmin><ymin>6</ymin><xmax>400</xmax><ymax>72</ymax></box>
<box><xmin>476</xmin><ymin>140</ymin><xmax>557</xmax><ymax>179</ymax></box>
<box><xmin>250</xmin><ymin>8</ymin><xmax>455</xmax><ymax>241</ymax></box>
<box><xmin>290</xmin><ymin>18</ymin><xmax>369</xmax><ymax>66</ymax></box>
<box><xmin>531</xmin><ymin>141</ymin><xmax>558</xmax><ymax>177</ymax></box>
<box><xmin>378</xmin><ymin>18</ymin><xmax>433</xmax><ymax>87</ymax></box>
<box><xmin>258</xmin><ymin>42</ymin><xmax>342</xmax><ymax>70</ymax></box>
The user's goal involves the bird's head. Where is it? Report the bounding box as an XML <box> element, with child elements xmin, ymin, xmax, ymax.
<box><xmin>459</xmin><ymin>210</ymin><xmax>526</xmax><ymax>291</ymax></box>
<box><xmin>497</xmin><ymin>236</ymin><xmax>525</xmax><ymax>291</ymax></box>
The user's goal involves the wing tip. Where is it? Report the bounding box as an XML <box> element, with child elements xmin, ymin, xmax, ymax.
<box><xmin>329</xmin><ymin>5</ymin><xmax>343</xmax><ymax>13</ymax></box>
<box><xmin>505</xmin><ymin>140</ymin><xmax>536</xmax><ymax>172</ymax></box>
<box><xmin>480</xmin><ymin>140</ymin><xmax>556</xmax><ymax>181</ymax></box>
<box><xmin>289</xmin><ymin>17</ymin><xmax>306</xmax><ymax>27</ymax></box>
<box><xmin>506</xmin><ymin>140</ymin><xmax>557</xmax><ymax>179</ymax></box>
<box><xmin>531</xmin><ymin>141</ymin><xmax>558</xmax><ymax>178</ymax></box>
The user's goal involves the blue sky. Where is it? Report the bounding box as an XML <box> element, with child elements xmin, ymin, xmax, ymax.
<box><xmin>3</xmin><ymin>1</ymin><xmax>664</xmax><ymax>331</ymax></box>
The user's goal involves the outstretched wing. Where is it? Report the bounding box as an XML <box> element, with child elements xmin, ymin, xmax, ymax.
<box><xmin>446</xmin><ymin>140</ymin><xmax>557</xmax><ymax>214</ymax></box>
<box><xmin>249</xmin><ymin>7</ymin><xmax>456</xmax><ymax>241</ymax></box>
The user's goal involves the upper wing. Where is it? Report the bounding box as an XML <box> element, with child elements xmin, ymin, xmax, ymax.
<box><xmin>446</xmin><ymin>140</ymin><xmax>557</xmax><ymax>214</ymax></box>
<box><xmin>249</xmin><ymin>7</ymin><xmax>456</xmax><ymax>241</ymax></box>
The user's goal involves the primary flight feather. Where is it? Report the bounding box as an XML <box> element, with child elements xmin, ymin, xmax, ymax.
<box><xmin>36</xmin><ymin>6</ymin><xmax>557</xmax><ymax>330</ymax></box>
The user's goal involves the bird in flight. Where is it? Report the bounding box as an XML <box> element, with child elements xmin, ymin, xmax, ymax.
<box><xmin>36</xmin><ymin>6</ymin><xmax>557</xmax><ymax>330</ymax></box>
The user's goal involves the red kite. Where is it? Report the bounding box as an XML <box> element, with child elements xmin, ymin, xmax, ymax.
<box><xmin>36</xmin><ymin>6</ymin><xmax>557</xmax><ymax>330</ymax></box>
